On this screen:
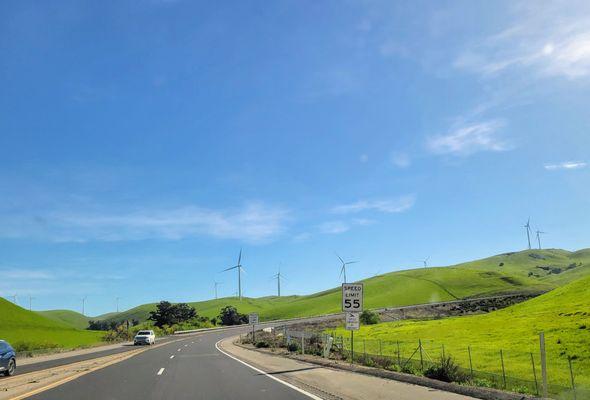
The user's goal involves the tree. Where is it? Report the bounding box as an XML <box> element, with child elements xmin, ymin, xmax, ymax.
<box><xmin>360</xmin><ymin>310</ymin><xmax>380</xmax><ymax>325</ymax></box>
<box><xmin>218</xmin><ymin>305</ymin><xmax>248</xmax><ymax>326</ymax></box>
<box><xmin>149</xmin><ymin>301</ymin><xmax>198</xmax><ymax>328</ymax></box>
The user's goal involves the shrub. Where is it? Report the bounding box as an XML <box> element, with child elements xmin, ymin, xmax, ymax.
<box><xmin>424</xmin><ymin>356</ymin><xmax>467</xmax><ymax>383</ymax></box>
<box><xmin>360</xmin><ymin>310</ymin><xmax>380</xmax><ymax>325</ymax></box>
<box><xmin>255</xmin><ymin>340</ymin><xmax>270</xmax><ymax>348</ymax></box>
<box><xmin>287</xmin><ymin>342</ymin><xmax>300</xmax><ymax>352</ymax></box>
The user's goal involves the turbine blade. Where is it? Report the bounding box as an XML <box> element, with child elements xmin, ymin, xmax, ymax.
<box><xmin>238</xmin><ymin>248</ymin><xmax>242</xmax><ymax>266</ymax></box>
<box><xmin>336</xmin><ymin>253</ymin><xmax>345</xmax><ymax>264</ymax></box>
<box><xmin>345</xmin><ymin>261</ymin><xmax>359</xmax><ymax>265</ymax></box>
<box><xmin>222</xmin><ymin>266</ymin><xmax>238</xmax><ymax>272</ymax></box>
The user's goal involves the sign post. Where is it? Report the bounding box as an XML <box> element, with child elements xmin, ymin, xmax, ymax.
<box><xmin>249</xmin><ymin>313</ymin><xmax>259</xmax><ymax>342</ymax></box>
<box><xmin>342</xmin><ymin>283</ymin><xmax>363</xmax><ymax>365</ymax></box>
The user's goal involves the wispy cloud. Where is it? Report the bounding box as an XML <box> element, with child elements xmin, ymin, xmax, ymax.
<box><xmin>427</xmin><ymin>120</ymin><xmax>510</xmax><ymax>156</ymax></box>
<box><xmin>318</xmin><ymin>221</ymin><xmax>350</xmax><ymax>235</ymax></box>
<box><xmin>454</xmin><ymin>1</ymin><xmax>590</xmax><ymax>80</ymax></box>
<box><xmin>0</xmin><ymin>269</ymin><xmax>54</xmax><ymax>280</ymax></box>
<box><xmin>390</xmin><ymin>152</ymin><xmax>411</xmax><ymax>168</ymax></box>
<box><xmin>0</xmin><ymin>203</ymin><xmax>290</xmax><ymax>244</ymax></box>
<box><xmin>544</xmin><ymin>161</ymin><xmax>587</xmax><ymax>170</ymax></box>
<box><xmin>331</xmin><ymin>195</ymin><xmax>415</xmax><ymax>215</ymax></box>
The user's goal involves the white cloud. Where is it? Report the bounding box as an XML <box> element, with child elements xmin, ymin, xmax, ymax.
<box><xmin>390</xmin><ymin>152</ymin><xmax>411</xmax><ymax>168</ymax></box>
<box><xmin>0</xmin><ymin>203</ymin><xmax>290</xmax><ymax>244</ymax></box>
<box><xmin>454</xmin><ymin>1</ymin><xmax>590</xmax><ymax>80</ymax></box>
<box><xmin>544</xmin><ymin>161</ymin><xmax>587</xmax><ymax>170</ymax></box>
<box><xmin>332</xmin><ymin>195</ymin><xmax>415</xmax><ymax>214</ymax></box>
<box><xmin>319</xmin><ymin>221</ymin><xmax>350</xmax><ymax>235</ymax></box>
<box><xmin>0</xmin><ymin>269</ymin><xmax>54</xmax><ymax>280</ymax></box>
<box><xmin>427</xmin><ymin>120</ymin><xmax>510</xmax><ymax>156</ymax></box>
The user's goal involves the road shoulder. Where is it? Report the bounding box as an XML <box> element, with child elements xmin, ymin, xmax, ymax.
<box><xmin>218</xmin><ymin>336</ymin><xmax>476</xmax><ymax>400</ymax></box>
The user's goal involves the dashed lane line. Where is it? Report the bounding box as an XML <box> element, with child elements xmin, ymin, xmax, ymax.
<box><xmin>157</xmin><ymin>368</ymin><xmax>165</xmax><ymax>376</ymax></box>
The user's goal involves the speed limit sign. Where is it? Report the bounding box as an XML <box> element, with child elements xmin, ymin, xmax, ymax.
<box><xmin>342</xmin><ymin>283</ymin><xmax>363</xmax><ymax>312</ymax></box>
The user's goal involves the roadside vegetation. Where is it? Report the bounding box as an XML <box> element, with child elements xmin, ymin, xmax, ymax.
<box><xmin>332</xmin><ymin>275</ymin><xmax>590</xmax><ymax>395</ymax></box>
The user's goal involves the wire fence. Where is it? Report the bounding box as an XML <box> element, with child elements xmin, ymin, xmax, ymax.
<box><xmin>263</xmin><ymin>326</ymin><xmax>587</xmax><ymax>400</ymax></box>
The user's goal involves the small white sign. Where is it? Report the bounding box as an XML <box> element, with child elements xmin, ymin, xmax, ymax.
<box><xmin>345</xmin><ymin>312</ymin><xmax>360</xmax><ymax>331</ymax></box>
<box><xmin>342</xmin><ymin>283</ymin><xmax>364</xmax><ymax>312</ymax></box>
<box><xmin>248</xmin><ymin>313</ymin><xmax>259</xmax><ymax>325</ymax></box>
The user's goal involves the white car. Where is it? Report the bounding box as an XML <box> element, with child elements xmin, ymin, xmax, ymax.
<box><xmin>133</xmin><ymin>330</ymin><xmax>156</xmax><ymax>345</ymax></box>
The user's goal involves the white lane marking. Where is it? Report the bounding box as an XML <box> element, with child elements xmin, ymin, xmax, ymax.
<box><xmin>170</xmin><ymin>355</ymin><xmax>175</xmax><ymax>359</ymax></box>
<box><xmin>184</xmin><ymin>344</ymin><xmax>188</xmax><ymax>347</ymax></box>
<box><xmin>215</xmin><ymin>340</ymin><xmax>322</xmax><ymax>400</ymax></box>
<box><xmin>177</xmin><ymin>348</ymin><xmax>181</xmax><ymax>352</ymax></box>
<box><xmin>157</xmin><ymin>368</ymin><xmax>165</xmax><ymax>376</ymax></box>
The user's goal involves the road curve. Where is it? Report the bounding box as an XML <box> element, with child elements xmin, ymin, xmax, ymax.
<box><xmin>27</xmin><ymin>327</ymin><xmax>312</xmax><ymax>400</ymax></box>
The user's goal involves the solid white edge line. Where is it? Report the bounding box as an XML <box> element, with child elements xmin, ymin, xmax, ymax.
<box><xmin>170</xmin><ymin>355</ymin><xmax>175</xmax><ymax>359</ymax></box>
<box><xmin>157</xmin><ymin>368</ymin><xmax>165</xmax><ymax>375</ymax></box>
<box><xmin>215</xmin><ymin>339</ymin><xmax>323</xmax><ymax>400</ymax></box>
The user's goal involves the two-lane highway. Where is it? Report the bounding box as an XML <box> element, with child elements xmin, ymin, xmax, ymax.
<box><xmin>27</xmin><ymin>328</ymin><xmax>314</xmax><ymax>400</ymax></box>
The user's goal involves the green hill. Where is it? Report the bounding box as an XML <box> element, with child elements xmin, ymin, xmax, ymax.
<box><xmin>0</xmin><ymin>298</ymin><xmax>104</xmax><ymax>351</ymax></box>
<box><xmin>333</xmin><ymin>274</ymin><xmax>590</xmax><ymax>395</ymax></box>
<box><xmin>97</xmin><ymin>248</ymin><xmax>589</xmax><ymax>325</ymax></box>
<box><xmin>37</xmin><ymin>309</ymin><xmax>91</xmax><ymax>330</ymax></box>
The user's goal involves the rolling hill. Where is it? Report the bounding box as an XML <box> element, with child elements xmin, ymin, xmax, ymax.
<box><xmin>0</xmin><ymin>298</ymin><xmax>104</xmax><ymax>351</ymax></box>
<box><xmin>37</xmin><ymin>309</ymin><xmax>91</xmax><ymax>330</ymax></box>
<box><xmin>89</xmin><ymin>248</ymin><xmax>589</xmax><ymax>325</ymax></box>
<box><xmin>333</xmin><ymin>274</ymin><xmax>590</xmax><ymax>394</ymax></box>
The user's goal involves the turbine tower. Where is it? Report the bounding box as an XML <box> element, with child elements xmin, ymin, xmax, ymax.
<box><xmin>272</xmin><ymin>267</ymin><xmax>285</xmax><ymax>297</ymax></box>
<box><xmin>337</xmin><ymin>253</ymin><xmax>358</xmax><ymax>284</ymax></box>
<box><xmin>81</xmin><ymin>296</ymin><xmax>87</xmax><ymax>316</ymax></box>
<box><xmin>421</xmin><ymin>256</ymin><xmax>431</xmax><ymax>268</ymax></box>
<box><xmin>214</xmin><ymin>281</ymin><xmax>222</xmax><ymax>299</ymax></box>
<box><xmin>222</xmin><ymin>249</ymin><xmax>245</xmax><ymax>301</ymax></box>
<box><xmin>536</xmin><ymin>230</ymin><xmax>547</xmax><ymax>250</ymax></box>
<box><xmin>116</xmin><ymin>297</ymin><xmax>121</xmax><ymax>313</ymax></box>
<box><xmin>524</xmin><ymin>218</ymin><xmax>532</xmax><ymax>249</ymax></box>
<box><xmin>29</xmin><ymin>295</ymin><xmax>35</xmax><ymax>311</ymax></box>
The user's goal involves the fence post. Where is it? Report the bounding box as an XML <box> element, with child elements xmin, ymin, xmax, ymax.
<box><xmin>397</xmin><ymin>341</ymin><xmax>401</xmax><ymax>366</ymax></box>
<box><xmin>468</xmin><ymin>346</ymin><xmax>474</xmax><ymax>380</ymax></box>
<box><xmin>379</xmin><ymin>339</ymin><xmax>382</xmax><ymax>357</ymax></box>
<box><xmin>419</xmin><ymin>339</ymin><xmax>424</xmax><ymax>371</ymax></box>
<box><xmin>540</xmin><ymin>332</ymin><xmax>548</xmax><ymax>398</ymax></box>
<box><xmin>530</xmin><ymin>352</ymin><xmax>539</xmax><ymax>396</ymax></box>
<box><xmin>568</xmin><ymin>357</ymin><xmax>577</xmax><ymax>400</ymax></box>
<box><xmin>442</xmin><ymin>344</ymin><xmax>445</xmax><ymax>359</ymax></box>
<box><xmin>500</xmin><ymin>349</ymin><xmax>506</xmax><ymax>389</ymax></box>
<box><xmin>351</xmin><ymin>331</ymin><xmax>354</xmax><ymax>365</ymax></box>
<box><xmin>363</xmin><ymin>340</ymin><xmax>366</xmax><ymax>362</ymax></box>
<box><xmin>301</xmin><ymin>335</ymin><xmax>305</xmax><ymax>355</ymax></box>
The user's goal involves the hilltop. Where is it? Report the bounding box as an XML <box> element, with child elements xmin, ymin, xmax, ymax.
<box><xmin>86</xmin><ymin>248</ymin><xmax>589</xmax><ymax>326</ymax></box>
<box><xmin>37</xmin><ymin>309</ymin><xmax>92</xmax><ymax>330</ymax></box>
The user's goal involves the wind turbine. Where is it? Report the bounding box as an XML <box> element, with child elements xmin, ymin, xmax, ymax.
<box><xmin>214</xmin><ymin>281</ymin><xmax>222</xmax><ymax>299</ymax></box>
<box><xmin>222</xmin><ymin>249</ymin><xmax>245</xmax><ymax>301</ymax></box>
<box><xmin>421</xmin><ymin>256</ymin><xmax>431</xmax><ymax>268</ymax></box>
<box><xmin>115</xmin><ymin>297</ymin><xmax>121</xmax><ymax>313</ymax></box>
<box><xmin>337</xmin><ymin>253</ymin><xmax>358</xmax><ymax>284</ymax></box>
<box><xmin>536</xmin><ymin>230</ymin><xmax>547</xmax><ymax>250</ymax></box>
<box><xmin>81</xmin><ymin>296</ymin><xmax>87</xmax><ymax>316</ymax></box>
<box><xmin>10</xmin><ymin>294</ymin><xmax>17</xmax><ymax>304</ymax></box>
<box><xmin>524</xmin><ymin>218</ymin><xmax>532</xmax><ymax>249</ymax></box>
<box><xmin>29</xmin><ymin>295</ymin><xmax>35</xmax><ymax>311</ymax></box>
<box><xmin>271</xmin><ymin>267</ymin><xmax>286</xmax><ymax>297</ymax></box>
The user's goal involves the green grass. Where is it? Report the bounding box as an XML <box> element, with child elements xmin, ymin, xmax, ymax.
<box><xmin>0</xmin><ymin>298</ymin><xmax>104</xmax><ymax>351</ymax></box>
<box><xmin>37</xmin><ymin>309</ymin><xmax>91</xmax><ymax>330</ymax></box>
<box><xmin>333</xmin><ymin>275</ymin><xmax>590</xmax><ymax>393</ymax></box>
<box><xmin>97</xmin><ymin>248</ymin><xmax>589</xmax><ymax>325</ymax></box>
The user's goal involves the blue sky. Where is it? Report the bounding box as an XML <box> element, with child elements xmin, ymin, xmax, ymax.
<box><xmin>1</xmin><ymin>0</ymin><xmax>589</xmax><ymax>316</ymax></box>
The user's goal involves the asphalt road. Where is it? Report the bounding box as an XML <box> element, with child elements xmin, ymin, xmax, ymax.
<box><xmin>27</xmin><ymin>327</ymin><xmax>312</xmax><ymax>400</ymax></box>
<box><xmin>16</xmin><ymin>336</ymin><xmax>181</xmax><ymax>375</ymax></box>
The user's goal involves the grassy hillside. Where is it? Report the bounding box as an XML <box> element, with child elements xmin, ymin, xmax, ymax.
<box><xmin>0</xmin><ymin>298</ymin><xmax>104</xmax><ymax>351</ymax></box>
<box><xmin>37</xmin><ymin>309</ymin><xmax>90</xmax><ymax>330</ymax></box>
<box><xmin>97</xmin><ymin>248</ymin><xmax>589</xmax><ymax>325</ymax></box>
<box><xmin>333</xmin><ymin>275</ymin><xmax>590</xmax><ymax>394</ymax></box>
